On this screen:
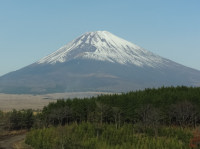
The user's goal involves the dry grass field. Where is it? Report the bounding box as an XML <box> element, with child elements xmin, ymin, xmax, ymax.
<box><xmin>0</xmin><ymin>92</ymin><xmax>111</xmax><ymax>111</ymax></box>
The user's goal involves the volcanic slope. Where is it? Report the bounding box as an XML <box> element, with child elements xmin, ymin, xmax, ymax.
<box><xmin>0</xmin><ymin>31</ymin><xmax>200</xmax><ymax>94</ymax></box>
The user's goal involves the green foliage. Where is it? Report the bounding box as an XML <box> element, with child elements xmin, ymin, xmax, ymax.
<box><xmin>0</xmin><ymin>110</ymin><xmax>5</xmax><ymax>131</ymax></box>
<box><xmin>0</xmin><ymin>109</ymin><xmax>34</xmax><ymax>130</ymax></box>
<box><xmin>25</xmin><ymin>86</ymin><xmax>200</xmax><ymax>148</ymax></box>
<box><xmin>39</xmin><ymin>86</ymin><xmax>200</xmax><ymax>127</ymax></box>
<box><xmin>2</xmin><ymin>86</ymin><xmax>200</xmax><ymax>148</ymax></box>
<box><xmin>9</xmin><ymin>109</ymin><xmax>34</xmax><ymax>130</ymax></box>
<box><xmin>25</xmin><ymin>123</ymin><xmax>192</xmax><ymax>149</ymax></box>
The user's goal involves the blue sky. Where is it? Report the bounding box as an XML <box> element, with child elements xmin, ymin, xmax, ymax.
<box><xmin>0</xmin><ymin>0</ymin><xmax>200</xmax><ymax>76</ymax></box>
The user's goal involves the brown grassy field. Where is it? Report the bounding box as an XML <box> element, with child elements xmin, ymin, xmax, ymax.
<box><xmin>0</xmin><ymin>92</ymin><xmax>111</xmax><ymax>111</ymax></box>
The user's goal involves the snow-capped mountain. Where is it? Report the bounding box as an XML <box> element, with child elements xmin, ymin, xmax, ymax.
<box><xmin>37</xmin><ymin>31</ymin><xmax>167</xmax><ymax>67</ymax></box>
<box><xmin>0</xmin><ymin>31</ymin><xmax>200</xmax><ymax>94</ymax></box>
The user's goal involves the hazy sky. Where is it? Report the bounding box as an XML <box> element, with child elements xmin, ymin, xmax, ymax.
<box><xmin>0</xmin><ymin>0</ymin><xmax>200</xmax><ymax>76</ymax></box>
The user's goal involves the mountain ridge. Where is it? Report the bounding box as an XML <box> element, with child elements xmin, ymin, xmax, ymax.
<box><xmin>0</xmin><ymin>31</ymin><xmax>200</xmax><ymax>94</ymax></box>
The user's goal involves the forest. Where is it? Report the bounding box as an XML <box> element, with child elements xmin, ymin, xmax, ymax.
<box><xmin>1</xmin><ymin>86</ymin><xmax>200</xmax><ymax>148</ymax></box>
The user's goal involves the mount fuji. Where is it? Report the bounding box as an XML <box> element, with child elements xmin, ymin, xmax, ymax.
<box><xmin>0</xmin><ymin>31</ymin><xmax>200</xmax><ymax>94</ymax></box>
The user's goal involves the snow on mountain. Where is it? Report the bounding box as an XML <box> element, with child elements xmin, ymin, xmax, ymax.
<box><xmin>1</xmin><ymin>30</ymin><xmax>200</xmax><ymax>94</ymax></box>
<box><xmin>37</xmin><ymin>31</ymin><xmax>168</xmax><ymax>67</ymax></box>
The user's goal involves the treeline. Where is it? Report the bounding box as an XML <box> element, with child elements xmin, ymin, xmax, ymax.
<box><xmin>24</xmin><ymin>86</ymin><xmax>200</xmax><ymax>148</ymax></box>
<box><xmin>36</xmin><ymin>86</ymin><xmax>200</xmax><ymax>128</ymax></box>
<box><xmin>0</xmin><ymin>109</ymin><xmax>34</xmax><ymax>130</ymax></box>
<box><xmin>1</xmin><ymin>86</ymin><xmax>200</xmax><ymax>130</ymax></box>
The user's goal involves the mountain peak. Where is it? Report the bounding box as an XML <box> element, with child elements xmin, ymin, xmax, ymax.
<box><xmin>84</xmin><ymin>30</ymin><xmax>114</xmax><ymax>36</ymax></box>
<box><xmin>37</xmin><ymin>31</ymin><xmax>167</xmax><ymax>67</ymax></box>
<box><xmin>1</xmin><ymin>31</ymin><xmax>200</xmax><ymax>94</ymax></box>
